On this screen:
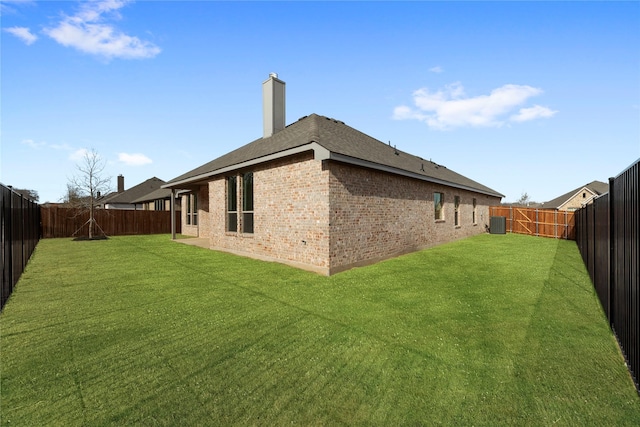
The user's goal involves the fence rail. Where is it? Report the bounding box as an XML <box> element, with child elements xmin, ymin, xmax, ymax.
<box><xmin>575</xmin><ymin>159</ymin><xmax>640</xmax><ymax>393</ymax></box>
<box><xmin>489</xmin><ymin>206</ymin><xmax>575</xmax><ymax>239</ymax></box>
<box><xmin>41</xmin><ymin>207</ymin><xmax>181</xmax><ymax>238</ymax></box>
<box><xmin>1</xmin><ymin>184</ymin><xmax>41</xmax><ymax>310</ymax></box>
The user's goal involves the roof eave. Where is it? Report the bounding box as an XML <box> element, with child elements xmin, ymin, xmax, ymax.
<box><xmin>327</xmin><ymin>153</ymin><xmax>504</xmax><ymax>198</ymax></box>
<box><xmin>162</xmin><ymin>141</ymin><xmax>502</xmax><ymax>199</ymax></box>
<box><xmin>162</xmin><ymin>142</ymin><xmax>327</xmax><ymax>189</ymax></box>
<box><xmin>161</xmin><ymin>141</ymin><xmax>505</xmax><ymax>197</ymax></box>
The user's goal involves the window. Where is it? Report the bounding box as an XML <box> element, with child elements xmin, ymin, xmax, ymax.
<box><xmin>154</xmin><ymin>199</ymin><xmax>165</xmax><ymax>211</ymax></box>
<box><xmin>242</xmin><ymin>172</ymin><xmax>254</xmax><ymax>234</ymax></box>
<box><xmin>186</xmin><ymin>193</ymin><xmax>191</xmax><ymax>225</ymax></box>
<box><xmin>434</xmin><ymin>192</ymin><xmax>444</xmax><ymax>220</ymax></box>
<box><xmin>227</xmin><ymin>172</ymin><xmax>254</xmax><ymax>233</ymax></box>
<box><xmin>227</xmin><ymin>176</ymin><xmax>237</xmax><ymax>232</ymax></box>
<box><xmin>186</xmin><ymin>193</ymin><xmax>198</xmax><ymax>226</ymax></box>
<box><xmin>454</xmin><ymin>196</ymin><xmax>460</xmax><ymax>226</ymax></box>
<box><xmin>192</xmin><ymin>194</ymin><xmax>198</xmax><ymax>226</ymax></box>
<box><xmin>472</xmin><ymin>198</ymin><xmax>477</xmax><ymax>224</ymax></box>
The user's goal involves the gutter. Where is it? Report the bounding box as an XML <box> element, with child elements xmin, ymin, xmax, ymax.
<box><xmin>162</xmin><ymin>142</ymin><xmax>503</xmax><ymax>199</ymax></box>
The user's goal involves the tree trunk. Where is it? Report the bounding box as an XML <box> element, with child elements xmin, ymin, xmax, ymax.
<box><xmin>89</xmin><ymin>201</ymin><xmax>94</xmax><ymax>239</ymax></box>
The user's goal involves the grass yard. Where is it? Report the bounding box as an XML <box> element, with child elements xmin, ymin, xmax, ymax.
<box><xmin>1</xmin><ymin>233</ymin><xmax>638</xmax><ymax>425</ymax></box>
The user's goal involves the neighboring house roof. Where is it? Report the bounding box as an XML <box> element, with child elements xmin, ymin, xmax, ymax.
<box><xmin>544</xmin><ymin>180</ymin><xmax>609</xmax><ymax>209</ymax></box>
<box><xmin>131</xmin><ymin>187</ymin><xmax>179</xmax><ymax>204</ymax></box>
<box><xmin>164</xmin><ymin>114</ymin><xmax>504</xmax><ymax>198</ymax></box>
<box><xmin>102</xmin><ymin>177</ymin><xmax>166</xmax><ymax>205</ymax></box>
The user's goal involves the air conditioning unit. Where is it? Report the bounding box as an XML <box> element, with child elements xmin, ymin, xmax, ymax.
<box><xmin>490</xmin><ymin>216</ymin><xmax>506</xmax><ymax>234</ymax></box>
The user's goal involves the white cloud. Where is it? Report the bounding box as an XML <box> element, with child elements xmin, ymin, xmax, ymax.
<box><xmin>21</xmin><ymin>139</ymin><xmax>46</xmax><ymax>149</ymax></box>
<box><xmin>70</xmin><ymin>148</ymin><xmax>90</xmax><ymax>161</ymax></box>
<box><xmin>50</xmin><ymin>143</ymin><xmax>73</xmax><ymax>151</ymax></box>
<box><xmin>393</xmin><ymin>82</ymin><xmax>556</xmax><ymax>130</ymax></box>
<box><xmin>1</xmin><ymin>0</ymin><xmax>36</xmax><ymax>16</ymax></box>
<box><xmin>43</xmin><ymin>0</ymin><xmax>161</xmax><ymax>60</ymax></box>
<box><xmin>429</xmin><ymin>66</ymin><xmax>444</xmax><ymax>73</ymax></box>
<box><xmin>118</xmin><ymin>152</ymin><xmax>152</xmax><ymax>166</ymax></box>
<box><xmin>511</xmin><ymin>105</ymin><xmax>558</xmax><ymax>122</ymax></box>
<box><xmin>4</xmin><ymin>26</ymin><xmax>38</xmax><ymax>45</ymax></box>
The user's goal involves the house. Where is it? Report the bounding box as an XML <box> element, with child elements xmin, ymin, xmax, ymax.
<box><xmin>543</xmin><ymin>180</ymin><xmax>609</xmax><ymax>211</ymax></box>
<box><xmin>131</xmin><ymin>188</ymin><xmax>182</xmax><ymax>212</ymax></box>
<box><xmin>163</xmin><ymin>74</ymin><xmax>503</xmax><ymax>275</ymax></box>
<box><xmin>100</xmin><ymin>176</ymin><xmax>166</xmax><ymax>210</ymax></box>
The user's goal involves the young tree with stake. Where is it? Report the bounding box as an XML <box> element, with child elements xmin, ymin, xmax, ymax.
<box><xmin>68</xmin><ymin>149</ymin><xmax>112</xmax><ymax>239</ymax></box>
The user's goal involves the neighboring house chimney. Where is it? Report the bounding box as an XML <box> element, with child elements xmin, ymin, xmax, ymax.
<box><xmin>117</xmin><ymin>175</ymin><xmax>125</xmax><ymax>193</ymax></box>
<box><xmin>262</xmin><ymin>73</ymin><xmax>285</xmax><ymax>138</ymax></box>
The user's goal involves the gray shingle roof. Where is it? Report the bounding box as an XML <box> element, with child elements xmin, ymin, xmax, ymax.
<box><xmin>131</xmin><ymin>187</ymin><xmax>177</xmax><ymax>204</ymax></box>
<box><xmin>164</xmin><ymin>114</ymin><xmax>503</xmax><ymax>198</ymax></box>
<box><xmin>102</xmin><ymin>177</ymin><xmax>166</xmax><ymax>204</ymax></box>
<box><xmin>544</xmin><ymin>180</ymin><xmax>609</xmax><ymax>209</ymax></box>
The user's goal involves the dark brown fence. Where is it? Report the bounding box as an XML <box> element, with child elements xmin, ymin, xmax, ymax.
<box><xmin>41</xmin><ymin>207</ymin><xmax>181</xmax><ymax>238</ymax></box>
<box><xmin>489</xmin><ymin>206</ymin><xmax>575</xmax><ymax>239</ymax></box>
<box><xmin>1</xmin><ymin>184</ymin><xmax>41</xmax><ymax>310</ymax></box>
<box><xmin>575</xmin><ymin>159</ymin><xmax>640</xmax><ymax>393</ymax></box>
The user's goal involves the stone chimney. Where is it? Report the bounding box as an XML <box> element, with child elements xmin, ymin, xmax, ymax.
<box><xmin>117</xmin><ymin>175</ymin><xmax>125</xmax><ymax>193</ymax></box>
<box><xmin>262</xmin><ymin>73</ymin><xmax>285</xmax><ymax>138</ymax></box>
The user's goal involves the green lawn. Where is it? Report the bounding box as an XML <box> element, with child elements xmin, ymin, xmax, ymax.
<box><xmin>1</xmin><ymin>233</ymin><xmax>638</xmax><ymax>425</ymax></box>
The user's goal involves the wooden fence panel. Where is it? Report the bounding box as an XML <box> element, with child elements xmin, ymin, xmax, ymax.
<box><xmin>489</xmin><ymin>206</ymin><xmax>575</xmax><ymax>240</ymax></box>
<box><xmin>41</xmin><ymin>207</ymin><xmax>181</xmax><ymax>238</ymax></box>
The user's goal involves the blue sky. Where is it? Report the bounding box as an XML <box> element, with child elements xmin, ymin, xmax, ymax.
<box><xmin>2</xmin><ymin>1</ymin><xmax>638</xmax><ymax>204</ymax></box>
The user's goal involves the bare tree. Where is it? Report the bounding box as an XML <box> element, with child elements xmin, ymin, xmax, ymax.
<box><xmin>68</xmin><ymin>149</ymin><xmax>112</xmax><ymax>239</ymax></box>
<box><xmin>62</xmin><ymin>183</ymin><xmax>82</xmax><ymax>205</ymax></box>
<box><xmin>12</xmin><ymin>188</ymin><xmax>39</xmax><ymax>202</ymax></box>
<box><xmin>516</xmin><ymin>192</ymin><xmax>531</xmax><ymax>206</ymax></box>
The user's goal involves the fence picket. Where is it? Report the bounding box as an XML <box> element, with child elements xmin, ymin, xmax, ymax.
<box><xmin>40</xmin><ymin>207</ymin><xmax>181</xmax><ymax>238</ymax></box>
<box><xmin>1</xmin><ymin>184</ymin><xmax>40</xmax><ymax>310</ymax></box>
<box><xmin>489</xmin><ymin>206</ymin><xmax>575</xmax><ymax>239</ymax></box>
<box><xmin>575</xmin><ymin>159</ymin><xmax>640</xmax><ymax>394</ymax></box>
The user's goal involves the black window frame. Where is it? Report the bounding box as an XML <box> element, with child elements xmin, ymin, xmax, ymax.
<box><xmin>242</xmin><ymin>172</ymin><xmax>254</xmax><ymax>234</ymax></box>
<box><xmin>454</xmin><ymin>196</ymin><xmax>460</xmax><ymax>226</ymax></box>
<box><xmin>434</xmin><ymin>192</ymin><xmax>444</xmax><ymax>221</ymax></box>
<box><xmin>227</xmin><ymin>176</ymin><xmax>238</xmax><ymax>232</ymax></box>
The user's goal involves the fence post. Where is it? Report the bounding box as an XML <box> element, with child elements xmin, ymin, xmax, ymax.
<box><xmin>608</xmin><ymin>176</ymin><xmax>615</xmax><ymax>327</ymax></box>
<box><xmin>509</xmin><ymin>206</ymin><xmax>512</xmax><ymax>233</ymax></box>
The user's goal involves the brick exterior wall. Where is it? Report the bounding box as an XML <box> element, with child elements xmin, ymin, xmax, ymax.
<box><xmin>181</xmin><ymin>187</ymin><xmax>209</xmax><ymax>237</ymax></box>
<box><xmin>183</xmin><ymin>152</ymin><xmax>500</xmax><ymax>274</ymax></box>
<box><xmin>181</xmin><ymin>194</ymin><xmax>197</xmax><ymax>236</ymax></box>
<box><xmin>558</xmin><ymin>188</ymin><xmax>597</xmax><ymax>211</ymax></box>
<box><xmin>327</xmin><ymin>162</ymin><xmax>498</xmax><ymax>273</ymax></box>
<box><xmin>209</xmin><ymin>152</ymin><xmax>331</xmax><ymax>274</ymax></box>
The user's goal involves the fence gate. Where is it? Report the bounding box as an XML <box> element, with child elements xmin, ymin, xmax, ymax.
<box><xmin>489</xmin><ymin>206</ymin><xmax>575</xmax><ymax>240</ymax></box>
<box><xmin>514</xmin><ymin>208</ymin><xmax>534</xmax><ymax>235</ymax></box>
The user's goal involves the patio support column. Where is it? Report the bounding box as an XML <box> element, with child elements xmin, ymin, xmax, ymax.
<box><xmin>170</xmin><ymin>188</ymin><xmax>176</xmax><ymax>240</ymax></box>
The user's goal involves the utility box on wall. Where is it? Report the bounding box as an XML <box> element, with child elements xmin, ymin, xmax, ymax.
<box><xmin>490</xmin><ymin>216</ymin><xmax>507</xmax><ymax>234</ymax></box>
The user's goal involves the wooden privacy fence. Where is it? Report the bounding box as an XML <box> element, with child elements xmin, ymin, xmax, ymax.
<box><xmin>489</xmin><ymin>206</ymin><xmax>575</xmax><ymax>240</ymax></box>
<box><xmin>41</xmin><ymin>207</ymin><xmax>181</xmax><ymax>238</ymax></box>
